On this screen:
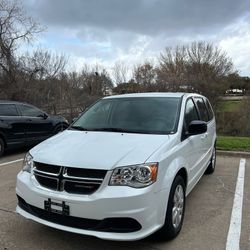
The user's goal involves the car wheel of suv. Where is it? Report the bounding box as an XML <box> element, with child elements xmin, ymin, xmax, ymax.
<box><xmin>0</xmin><ymin>137</ymin><xmax>5</xmax><ymax>157</ymax></box>
<box><xmin>205</xmin><ymin>145</ymin><xmax>216</xmax><ymax>175</ymax></box>
<box><xmin>156</xmin><ymin>175</ymin><xmax>186</xmax><ymax>241</ymax></box>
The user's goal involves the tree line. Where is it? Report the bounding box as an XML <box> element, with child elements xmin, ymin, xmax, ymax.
<box><xmin>0</xmin><ymin>0</ymin><xmax>249</xmax><ymax>135</ymax></box>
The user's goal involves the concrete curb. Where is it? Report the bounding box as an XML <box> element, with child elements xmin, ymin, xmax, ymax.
<box><xmin>217</xmin><ymin>150</ymin><xmax>250</xmax><ymax>158</ymax></box>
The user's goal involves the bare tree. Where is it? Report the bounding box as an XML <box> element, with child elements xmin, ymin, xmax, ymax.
<box><xmin>158</xmin><ymin>41</ymin><xmax>235</xmax><ymax>104</ymax></box>
<box><xmin>113</xmin><ymin>60</ymin><xmax>129</xmax><ymax>85</ymax></box>
<box><xmin>80</xmin><ymin>64</ymin><xmax>113</xmax><ymax>96</ymax></box>
<box><xmin>158</xmin><ymin>45</ymin><xmax>187</xmax><ymax>90</ymax></box>
<box><xmin>0</xmin><ymin>0</ymin><xmax>42</xmax><ymax>88</ymax></box>
<box><xmin>20</xmin><ymin>49</ymin><xmax>67</xmax><ymax>80</ymax></box>
<box><xmin>133</xmin><ymin>62</ymin><xmax>156</xmax><ymax>88</ymax></box>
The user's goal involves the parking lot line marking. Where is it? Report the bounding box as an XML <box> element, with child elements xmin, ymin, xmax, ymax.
<box><xmin>0</xmin><ymin>158</ymin><xmax>23</xmax><ymax>166</ymax></box>
<box><xmin>226</xmin><ymin>158</ymin><xmax>246</xmax><ymax>250</ymax></box>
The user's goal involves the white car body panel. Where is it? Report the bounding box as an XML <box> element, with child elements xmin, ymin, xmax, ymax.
<box><xmin>29</xmin><ymin>130</ymin><xmax>169</xmax><ymax>170</ymax></box>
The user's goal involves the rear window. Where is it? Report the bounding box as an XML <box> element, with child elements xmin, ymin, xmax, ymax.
<box><xmin>0</xmin><ymin>104</ymin><xmax>18</xmax><ymax>116</ymax></box>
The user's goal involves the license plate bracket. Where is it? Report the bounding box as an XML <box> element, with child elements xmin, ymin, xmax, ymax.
<box><xmin>44</xmin><ymin>198</ymin><xmax>70</xmax><ymax>216</ymax></box>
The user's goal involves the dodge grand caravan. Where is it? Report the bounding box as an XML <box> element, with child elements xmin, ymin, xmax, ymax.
<box><xmin>16</xmin><ymin>92</ymin><xmax>216</xmax><ymax>241</ymax></box>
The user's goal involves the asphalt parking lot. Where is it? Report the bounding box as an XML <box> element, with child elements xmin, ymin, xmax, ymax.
<box><xmin>0</xmin><ymin>150</ymin><xmax>249</xmax><ymax>250</ymax></box>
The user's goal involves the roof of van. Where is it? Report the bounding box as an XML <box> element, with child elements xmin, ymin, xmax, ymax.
<box><xmin>104</xmin><ymin>92</ymin><xmax>187</xmax><ymax>99</ymax></box>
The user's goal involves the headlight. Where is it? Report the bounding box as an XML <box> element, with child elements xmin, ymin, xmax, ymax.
<box><xmin>22</xmin><ymin>153</ymin><xmax>33</xmax><ymax>173</ymax></box>
<box><xmin>109</xmin><ymin>163</ymin><xmax>158</xmax><ymax>188</ymax></box>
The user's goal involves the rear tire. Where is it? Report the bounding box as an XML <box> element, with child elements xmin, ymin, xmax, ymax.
<box><xmin>0</xmin><ymin>137</ymin><xmax>5</xmax><ymax>157</ymax></box>
<box><xmin>155</xmin><ymin>175</ymin><xmax>186</xmax><ymax>241</ymax></box>
<box><xmin>205</xmin><ymin>145</ymin><xmax>216</xmax><ymax>175</ymax></box>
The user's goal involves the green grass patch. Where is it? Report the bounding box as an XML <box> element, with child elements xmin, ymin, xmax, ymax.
<box><xmin>217</xmin><ymin>100</ymin><xmax>242</xmax><ymax>112</ymax></box>
<box><xmin>217</xmin><ymin>136</ymin><xmax>250</xmax><ymax>151</ymax></box>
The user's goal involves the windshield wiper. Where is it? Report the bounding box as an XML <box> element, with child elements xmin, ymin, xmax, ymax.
<box><xmin>91</xmin><ymin>127</ymin><xmax>127</xmax><ymax>132</ymax></box>
<box><xmin>90</xmin><ymin>127</ymin><xmax>147</xmax><ymax>134</ymax></box>
<box><xmin>70</xmin><ymin>126</ymin><xmax>91</xmax><ymax>131</ymax></box>
<box><xmin>71</xmin><ymin>126</ymin><xmax>152</xmax><ymax>134</ymax></box>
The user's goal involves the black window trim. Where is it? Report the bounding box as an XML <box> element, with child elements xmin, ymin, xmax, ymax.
<box><xmin>193</xmin><ymin>96</ymin><xmax>211</xmax><ymax>124</ymax></box>
<box><xmin>181</xmin><ymin>96</ymin><xmax>200</xmax><ymax>141</ymax></box>
<box><xmin>203</xmin><ymin>97</ymin><xmax>214</xmax><ymax>122</ymax></box>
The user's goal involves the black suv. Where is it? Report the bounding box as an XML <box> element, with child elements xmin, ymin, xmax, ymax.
<box><xmin>0</xmin><ymin>101</ymin><xmax>69</xmax><ymax>156</ymax></box>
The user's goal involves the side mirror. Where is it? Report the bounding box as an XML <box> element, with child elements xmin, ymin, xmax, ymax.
<box><xmin>37</xmin><ymin>113</ymin><xmax>48</xmax><ymax>119</ymax></box>
<box><xmin>187</xmin><ymin>120</ymin><xmax>207</xmax><ymax>135</ymax></box>
<box><xmin>43</xmin><ymin>113</ymin><xmax>48</xmax><ymax>119</ymax></box>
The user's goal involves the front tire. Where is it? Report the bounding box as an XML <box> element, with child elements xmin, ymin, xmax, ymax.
<box><xmin>156</xmin><ymin>175</ymin><xmax>186</xmax><ymax>240</ymax></box>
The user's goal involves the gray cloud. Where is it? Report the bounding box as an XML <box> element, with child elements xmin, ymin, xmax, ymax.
<box><xmin>25</xmin><ymin>0</ymin><xmax>250</xmax><ymax>35</ymax></box>
<box><xmin>23</xmin><ymin>0</ymin><xmax>250</xmax><ymax>76</ymax></box>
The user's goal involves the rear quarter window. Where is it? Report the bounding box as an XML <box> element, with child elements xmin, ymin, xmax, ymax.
<box><xmin>204</xmin><ymin>99</ymin><xmax>214</xmax><ymax>121</ymax></box>
<box><xmin>194</xmin><ymin>97</ymin><xmax>209</xmax><ymax>122</ymax></box>
<box><xmin>19</xmin><ymin>105</ymin><xmax>44</xmax><ymax>117</ymax></box>
<box><xmin>0</xmin><ymin>104</ymin><xmax>19</xmax><ymax>116</ymax></box>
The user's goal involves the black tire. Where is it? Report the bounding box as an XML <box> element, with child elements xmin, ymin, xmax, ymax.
<box><xmin>54</xmin><ymin>124</ymin><xmax>67</xmax><ymax>134</ymax></box>
<box><xmin>205</xmin><ymin>145</ymin><xmax>216</xmax><ymax>175</ymax></box>
<box><xmin>0</xmin><ymin>137</ymin><xmax>5</xmax><ymax>157</ymax></box>
<box><xmin>156</xmin><ymin>175</ymin><xmax>186</xmax><ymax>241</ymax></box>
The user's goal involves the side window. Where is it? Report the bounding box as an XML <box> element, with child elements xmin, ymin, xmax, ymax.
<box><xmin>205</xmin><ymin>99</ymin><xmax>214</xmax><ymax>121</ymax></box>
<box><xmin>184</xmin><ymin>98</ymin><xmax>199</xmax><ymax>126</ymax></box>
<box><xmin>0</xmin><ymin>104</ymin><xmax>18</xmax><ymax>116</ymax></box>
<box><xmin>19</xmin><ymin>105</ymin><xmax>44</xmax><ymax>117</ymax></box>
<box><xmin>194</xmin><ymin>97</ymin><xmax>209</xmax><ymax>122</ymax></box>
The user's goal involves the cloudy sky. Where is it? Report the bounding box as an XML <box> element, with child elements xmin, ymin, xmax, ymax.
<box><xmin>23</xmin><ymin>0</ymin><xmax>250</xmax><ymax>76</ymax></box>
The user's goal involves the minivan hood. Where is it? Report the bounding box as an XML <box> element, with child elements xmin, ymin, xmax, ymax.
<box><xmin>30</xmin><ymin>130</ymin><xmax>170</xmax><ymax>170</ymax></box>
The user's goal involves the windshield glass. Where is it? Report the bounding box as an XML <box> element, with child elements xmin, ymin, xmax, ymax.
<box><xmin>72</xmin><ymin>97</ymin><xmax>181</xmax><ymax>134</ymax></box>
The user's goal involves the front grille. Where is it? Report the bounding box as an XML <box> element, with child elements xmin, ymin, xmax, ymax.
<box><xmin>35</xmin><ymin>174</ymin><xmax>58</xmax><ymax>190</ymax></box>
<box><xmin>17</xmin><ymin>195</ymin><xmax>142</xmax><ymax>233</ymax></box>
<box><xmin>35</xmin><ymin>162</ymin><xmax>61</xmax><ymax>174</ymax></box>
<box><xmin>33</xmin><ymin>162</ymin><xmax>107</xmax><ymax>195</ymax></box>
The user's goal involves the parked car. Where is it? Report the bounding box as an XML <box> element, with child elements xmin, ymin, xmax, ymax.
<box><xmin>16</xmin><ymin>92</ymin><xmax>216</xmax><ymax>241</ymax></box>
<box><xmin>0</xmin><ymin>101</ymin><xmax>69</xmax><ymax>156</ymax></box>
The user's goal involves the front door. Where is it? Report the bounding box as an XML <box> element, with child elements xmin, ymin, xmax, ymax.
<box><xmin>17</xmin><ymin>104</ymin><xmax>53</xmax><ymax>144</ymax></box>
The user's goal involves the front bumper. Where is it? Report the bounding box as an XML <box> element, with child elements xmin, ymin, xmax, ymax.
<box><xmin>16</xmin><ymin>171</ymin><xmax>168</xmax><ymax>241</ymax></box>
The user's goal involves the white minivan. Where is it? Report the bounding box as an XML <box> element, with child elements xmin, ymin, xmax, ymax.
<box><xmin>16</xmin><ymin>92</ymin><xmax>216</xmax><ymax>241</ymax></box>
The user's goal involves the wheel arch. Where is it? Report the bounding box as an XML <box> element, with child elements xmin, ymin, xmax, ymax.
<box><xmin>156</xmin><ymin>157</ymin><xmax>189</xmax><ymax>228</ymax></box>
<box><xmin>54</xmin><ymin>122</ymin><xmax>68</xmax><ymax>133</ymax></box>
<box><xmin>156</xmin><ymin>163</ymin><xmax>188</xmax><ymax>239</ymax></box>
<box><xmin>175</xmin><ymin>167</ymin><xmax>188</xmax><ymax>189</ymax></box>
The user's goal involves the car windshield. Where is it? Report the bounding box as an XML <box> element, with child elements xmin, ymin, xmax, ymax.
<box><xmin>71</xmin><ymin>97</ymin><xmax>181</xmax><ymax>134</ymax></box>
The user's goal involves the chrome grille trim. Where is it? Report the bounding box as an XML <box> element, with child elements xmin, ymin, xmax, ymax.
<box><xmin>63</xmin><ymin>173</ymin><xmax>103</xmax><ymax>183</ymax></box>
<box><xmin>33</xmin><ymin>162</ymin><xmax>107</xmax><ymax>194</ymax></box>
<box><xmin>33</xmin><ymin>168</ymin><xmax>62</xmax><ymax>177</ymax></box>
